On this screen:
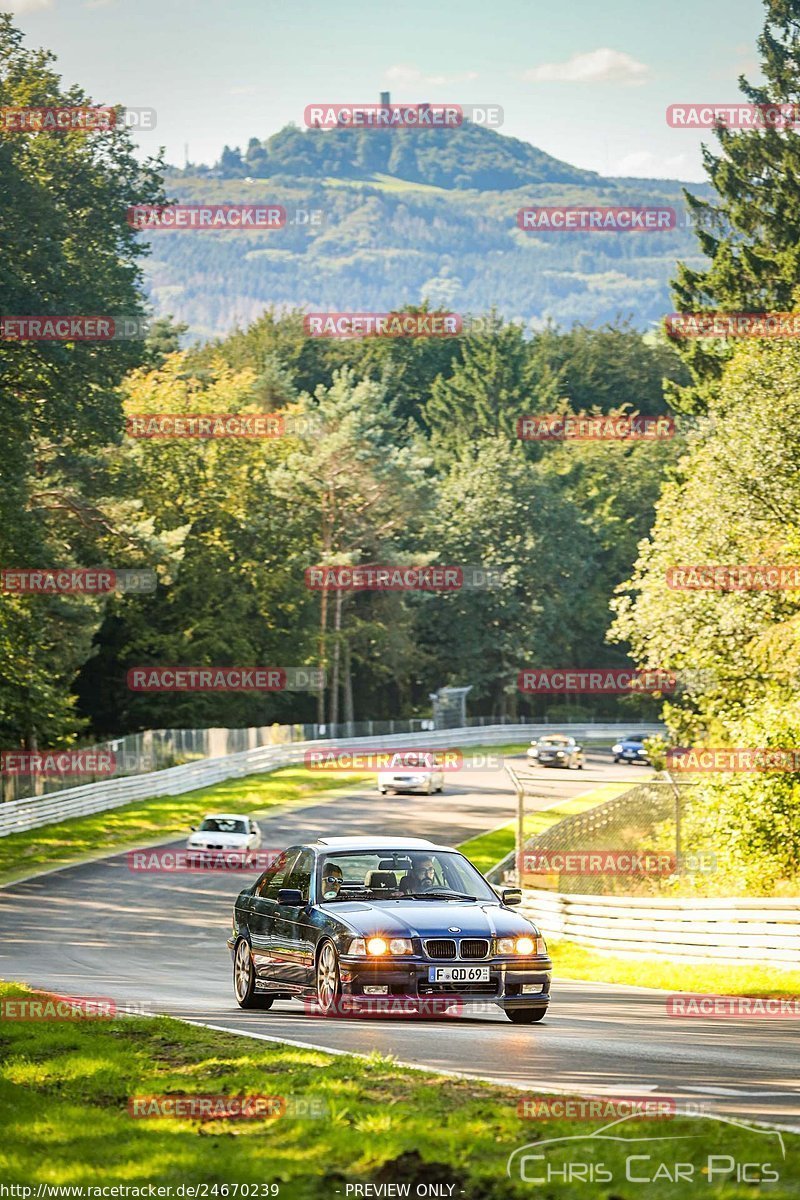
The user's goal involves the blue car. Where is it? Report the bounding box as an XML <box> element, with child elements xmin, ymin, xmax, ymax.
<box><xmin>612</xmin><ymin>735</ymin><xmax>649</xmax><ymax>765</ymax></box>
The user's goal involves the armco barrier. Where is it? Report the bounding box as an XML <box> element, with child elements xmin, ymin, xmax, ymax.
<box><xmin>521</xmin><ymin>889</ymin><xmax>800</xmax><ymax>967</ymax></box>
<box><xmin>0</xmin><ymin>722</ymin><xmax>662</xmax><ymax>837</ymax></box>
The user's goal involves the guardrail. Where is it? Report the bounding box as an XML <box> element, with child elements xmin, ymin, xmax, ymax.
<box><xmin>520</xmin><ymin>889</ymin><xmax>800</xmax><ymax>967</ymax></box>
<box><xmin>0</xmin><ymin>722</ymin><xmax>661</xmax><ymax>838</ymax></box>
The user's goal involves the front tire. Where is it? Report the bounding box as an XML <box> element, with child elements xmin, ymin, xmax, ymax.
<box><xmin>233</xmin><ymin>937</ymin><xmax>274</xmax><ymax>1010</ymax></box>
<box><xmin>316</xmin><ymin>940</ymin><xmax>342</xmax><ymax>1016</ymax></box>
<box><xmin>506</xmin><ymin>1008</ymin><xmax>547</xmax><ymax>1024</ymax></box>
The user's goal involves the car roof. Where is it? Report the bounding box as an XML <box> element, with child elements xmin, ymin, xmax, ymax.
<box><xmin>202</xmin><ymin>813</ymin><xmax>250</xmax><ymax>820</ymax></box>
<box><xmin>311</xmin><ymin>836</ymin><xmax>448</xmax><ymax>851</ymax></box>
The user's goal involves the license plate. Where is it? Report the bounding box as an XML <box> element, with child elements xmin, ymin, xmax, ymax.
<box><xmin>428</xmin><ymin>965</ymin><xmax>490</xmax><ymax>983</ymax></box>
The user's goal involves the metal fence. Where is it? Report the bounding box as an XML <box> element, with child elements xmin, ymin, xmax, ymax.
<box><xmin>1</xmin><ymin>715</ymin><xmax>657</xmax><ymax>803</ymax></box>
<box><xmin>498</xmin><ymin>768</ymin><xmax>718</xmax><ymax>897</ymax></box>
<box><xmin>519</xmin><ymin>890</ymin><xmax>800</xmax><ymax>967</ymax></box>
<box><xmin>0</xmin><ymin>721</ymin><xmax>662</xmax><ymax>837</ymax></box>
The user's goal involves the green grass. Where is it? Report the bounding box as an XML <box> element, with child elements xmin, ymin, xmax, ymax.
<box><xmin>547</xmin><ymin>939</ymin><xmax>800</xmax><ymax>997</ymax></box>
<box><xmin>0</xmin><ymin>981</ymin><xmax>795</xmax><ymax>1197</ymax></box>
<box><xmin>457</xmin><ymin>781</ymin><xmax>633</xmax><ymax>875</ymax></box>
<box><xmin>0</xmin><ymin>768</ymin><xmax>368</xmax><ymax>885</ymax></box>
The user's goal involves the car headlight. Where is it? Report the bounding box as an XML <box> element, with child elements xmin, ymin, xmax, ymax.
<box><xmin>612</xmin><ymin>744</ymin><xmax>622</xmax><ymax>753</ymax></box>
<box><xmin>556</xmin><ymin>751</ymin><xmax>565</xmax><ymax>758</ymax></box>
<box><xmin>497</xmin><ymin>936</ymin><xmax>546</xmax><ymax>956</ymax></box>
<box><xmin>349</xmin><ymin>936</ymin><xmax>414</xmax><ymax>956</ymax></box>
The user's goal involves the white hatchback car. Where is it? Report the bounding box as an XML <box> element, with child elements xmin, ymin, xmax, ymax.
<box><xmin>378</xmin><ymin>752</ymin><xmax>445</xmax><ymax>795</ymax></box>
<box><xmin>187</xmin><ymin>813</ymin><xmax>262</xmax><ymax>851</ymax></box>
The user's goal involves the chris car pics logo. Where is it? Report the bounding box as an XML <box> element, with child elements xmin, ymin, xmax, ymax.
<box><xmin>507</xmin><ymin>1112</ymin><xmax>784</xmax><ymax>1185</ymax></box>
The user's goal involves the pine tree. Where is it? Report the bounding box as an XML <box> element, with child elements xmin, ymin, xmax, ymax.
<box><xmin>670</xmin><ymin>0</ymin><xmax>800</xmax><ymax>410</ymax></box>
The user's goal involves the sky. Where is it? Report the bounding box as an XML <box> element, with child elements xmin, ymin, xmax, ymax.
<box><xmin>6</xmin><ymin>0</ymin><xmax>766</xmax><ymax>181</ymax></box>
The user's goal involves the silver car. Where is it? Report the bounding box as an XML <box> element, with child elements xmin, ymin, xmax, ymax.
<box><xmin>527</xmin><ymin>735</ymin><xmax>584</xmax><ymax>769</ymax></box>
<box><xmin>378</xmin><ymin>753</ymin><xmax>445</xmax><ymax>795</ymax></box>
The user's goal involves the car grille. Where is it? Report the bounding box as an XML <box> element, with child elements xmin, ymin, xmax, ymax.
<box><xmin>419</xmin><ymin>981</ymin><xmax>499</xmax><ymax>996</ymax></box>
<box><xmin>460</xmin><ymin>939</ymin><xmax>490</xmax><ymax>959</ymax></box>
<box><xmin>425</xmin><ymin>939</ymin><xmax>457</xmax><ymax>959</ymax></box>
<box><xmin>423</xmin><ymin>938</ymin><xmax>490</xmax><ymax>960</ymax></box>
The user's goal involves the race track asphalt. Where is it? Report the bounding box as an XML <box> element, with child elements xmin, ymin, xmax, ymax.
<box><xmin>1</xmin><ymin>751</ymin><xmax>797</xmax><ymax>1130</ymax></box>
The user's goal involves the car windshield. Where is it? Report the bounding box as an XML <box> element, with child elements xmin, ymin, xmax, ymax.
<box><xmin>316</xmin><ymin>849</ymin><xmax>498</xmax><ymax>902</ymax></box>
<box><xmin>538</xmin><ymin>737</ymin><xmax>569</xmax><ymax>746</ymax></box>
<box><xmin>624</xmin><ymin>736</ymin><xmax>644</xmax><ymax>744</ymax></box>
<box><xmin>198</xmin><ymin>817</ymin><xmax>247</xmax><ymax>834</ymax></box>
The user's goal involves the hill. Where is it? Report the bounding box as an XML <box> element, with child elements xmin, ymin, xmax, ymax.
<box><xmin>141</xmin><ymin>121</ymin><xmax>710</xmax><ymax>341</ymax></box>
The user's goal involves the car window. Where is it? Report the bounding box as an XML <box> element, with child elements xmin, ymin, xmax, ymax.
<box><xmin>283</xmin><ymin>849</ymin><xmax>313</xmax><ymax>900</ymax></box>
<box><xmin>254</xmin><ymin>850</ymin><xmax>297</xmax><ymax>899</ymax></box>
<box><xmin>199</xmin><ymin>817</ymin><xmax>247</xmax><ymax>834</ymax></box>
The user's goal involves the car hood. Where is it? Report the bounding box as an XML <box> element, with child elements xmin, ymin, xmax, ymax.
<box><xmin>329</xmin><ymin>900</ymin><xmax>538</xmax><ymax>938</ymax></box>
<box><xmin>619</xmin><ymin>742</ymin><xmax>645</xmax><ymax>750</ymax></box>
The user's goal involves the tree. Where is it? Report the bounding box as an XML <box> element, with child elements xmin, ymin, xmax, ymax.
<box><xmin>423</xmin><ymin>316</ymin><xmax>558</xmax><ymax>458</ymax></box>
<box><xmin>0</xmin><ymin>15</ymin><xmax>165</xmax><ymax>746</ymax></box>
<box><xmin>610</xmin><ymin>340</ymin><xmax>800</xmax><ymax>888</ymax></box>
<box><xmin>277</xmin><ymin>369</ymin><xmax>431</xmax><ymax>724</ymax></box>
<box><xmin>669</xmin><ymin>0</ymin><xmax>800</xmax><ymax>409</ymax></box>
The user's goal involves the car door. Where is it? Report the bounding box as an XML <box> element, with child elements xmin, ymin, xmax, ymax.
<box><xmin>248</xmin><ymin>819</ymin><xmax>261</xmax><ymax>849</ymax></box>
<box><xmin>245</xmin><ymin>849</ymin><xmax>299</xmax><ymax>985</ymax></box>
<box><xmin>270</xmin><ymin>849</ymin><xmax>315</xmax><ymax>992</ymax></box>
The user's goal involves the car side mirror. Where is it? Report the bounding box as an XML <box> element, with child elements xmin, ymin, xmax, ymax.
<box><xmin>501</xmin><ymin>888</ymin><xmax>522</xmax><ymax>906</ymax></box>
<box><xmin>277</xmin><ymin>888</ymin><xmax>304</xmax><ymax>906</ymax></box>
<box><xmin>189</xmin><ymin>825</ymin><xmax>197</xmax><ymax>831</ymax></box>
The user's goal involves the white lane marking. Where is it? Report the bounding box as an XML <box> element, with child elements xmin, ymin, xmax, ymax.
<box><xmin>173</xmin><ymin>1017</ymin><xmax>800</xmax><ymax>1133</ymax></box>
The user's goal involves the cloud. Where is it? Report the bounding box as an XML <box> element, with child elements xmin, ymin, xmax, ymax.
<box><xmin>523</xmin><ymin>48</ymin><xmax>650</xmax><ymax>85</ymax></box>
<box><xmin>614</xmin><ymin>150</ymin><xmax>696</xmax><ymax>178</ymax></box>
<box><xmin>229</xmin><ymin>86</ymin><xmax>260</xmax><ymax>96</ymax></box>
<box><xmin>384</xmin><ymin>64</ymin><xmax>479</xmax><ymax>88</ymax></box>
<box><xmin>6</xmin><ymin>0</ymin><xmax>54</xmax><ymax>10</ymax></box>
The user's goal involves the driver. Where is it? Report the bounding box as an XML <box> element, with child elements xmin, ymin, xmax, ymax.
<box><xmin>400</xmin><ymin>854</ymin><xmax>437</xmax><ymax>894</ymax></box>
<box><xmin>320</xmin><ymin>862</ymin><xmax>343</xmax><ymax>900</ymax></box>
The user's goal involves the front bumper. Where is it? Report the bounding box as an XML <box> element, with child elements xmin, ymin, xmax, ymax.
<box><xmin>339</xmin><ymin>954</ymin><xmax>552</xmax><ymax>1010</ymax></box>
<box><xmin>379</xmin><ymin>778</ymin><xmax>431</xmax><ymax>791</ymax></box>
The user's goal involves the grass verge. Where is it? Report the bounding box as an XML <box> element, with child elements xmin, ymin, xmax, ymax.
<box><xmin>545</xmin><ymin>939</ymin><xmax>800</xmax><ymax>997</ymax></box>
<box><xmin>457</xmin><ymin>781</ymin><xmax>633</xmax><ymax>875</ymax></box>
<box><xmin>0</xmin><ymin>768</ymin><xmax>368</xmax><ymax>885</ymax></box>
<box><xmin>0</xmin><ymin>981</ymin><xmax>795</xmax><ymax>1197</ymax></box>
